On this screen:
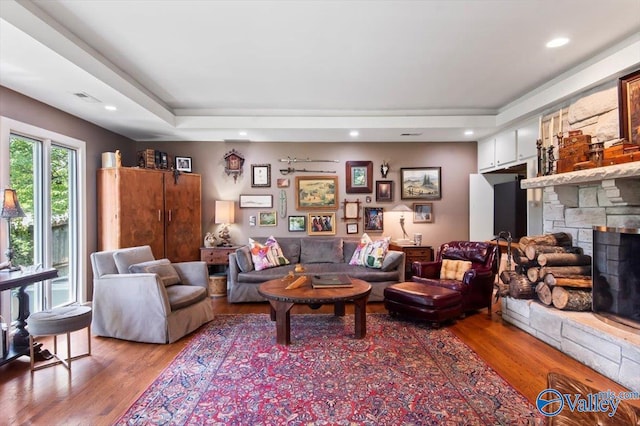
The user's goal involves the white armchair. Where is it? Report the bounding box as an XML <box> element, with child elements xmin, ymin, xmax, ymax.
<box><xmin>90</xmin><ymin>246</ymin><xmax>214</xmax><ymax>344</ymax></box>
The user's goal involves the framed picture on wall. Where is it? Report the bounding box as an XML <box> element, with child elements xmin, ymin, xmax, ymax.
<box><xmin>175</xmin><ymin>156</ymin><xmax>192</xmax><ymax>172</ymax></box>
<box><xmin>288</xmin><ymin>215</ymin><xmax>306</xmax><ymax>232</ymax></box>
<box><xmin>400</xmin><ymin>167</ymin><xmax>441</xmax><ymax>200</ymax></box>
<box><xmin>295</xmin><ymin>176</ymin><xmax>338</xmax><ymax>210</ymax></box>
<box><xmin>346</xmin><ymin>222</ymin><xmax>358</xmax><ymax>234</ymax></box>
<box><xmin>239</xmin><ymin>194</ymin><xmax>273</xmax><ymax>208</ymax></box>
<box><xmin>413</xmin><ymin>203</ymin><xmax>433</xmax><ymax>223</ymax></box>
<box><xmin>363</xmin><ymin>207</ymin><xmax>384</xmax><ymax>232</ymax></box>
<box><xmin>307</xmin><ymin>213</ymin><xmax>336</xmax><ymax>235</ymax></box>
<box><xmin>346</xmin><ymin>161</ymin><xmax>373</xmax><ymax>193</ymax></box>
<box><xmin>375</xmin><ymin>180</ymin><xmax>393</xmax><ymax>202</ymax></box>
<box><xmin>619</xmin><ymin>69</ymin><xmax>640</xmax><ymax>144</ymax></box>
<box><xmin>251</xmin><ymin>164</ymin><xmax>271</xmax><ymax>187</ymax></box>
<box><xmin>258</xmin><ymin>211</ymin><xmax>277</xmax><ymax>226</ymax></box>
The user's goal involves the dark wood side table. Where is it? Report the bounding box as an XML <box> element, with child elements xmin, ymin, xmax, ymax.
<box><xmin>200</xmin><ymin>246</ymin><xmax>239</xmax><ymax>297</ymax></box>
<box><xmin>389</xmin><ymin>242</ymin><xmax>434</xmax><ymax>279</ymax></box>
<box><xmin>0</xmin><ymin>268</ymin><xmax>58</xmax><ymax>366</ymax></box>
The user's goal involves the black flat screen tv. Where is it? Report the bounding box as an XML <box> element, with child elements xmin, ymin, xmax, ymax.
<box><xmin>493</xmin><ymin>179</ymin><xmax>527</xmax><ymax>240</ymax></box>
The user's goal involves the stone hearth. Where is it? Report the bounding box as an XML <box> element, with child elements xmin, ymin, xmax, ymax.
<box><xmin>502</xmin><ymin>297</ymin><xmax>640</xmax><ymax>393</ymax></box>
<box><xmin>511</xmin><ymin>162</ymin><xmax>640</xmax><ymax>392</ymax></box>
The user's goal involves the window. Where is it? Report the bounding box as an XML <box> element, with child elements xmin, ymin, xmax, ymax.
<box><xmin>1</xmin><ymin>117</ymin><xmax>86</xmax><ymax>321</ymax></box>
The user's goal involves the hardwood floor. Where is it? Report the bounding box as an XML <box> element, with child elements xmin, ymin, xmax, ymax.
<box><xmin>1</xmin><ymin>297</ymin><xmax>634</xmax><ymax>425</ymax></box>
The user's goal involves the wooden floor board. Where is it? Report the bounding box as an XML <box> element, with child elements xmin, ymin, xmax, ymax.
<box><xmin>1</xmin><ymin>297</ymin><xmax>634</xmax><ymax>425</ymax></box>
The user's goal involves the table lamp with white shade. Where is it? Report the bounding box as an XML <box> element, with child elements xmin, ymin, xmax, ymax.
<box><xmin>215</xmin><ymin>200</ymin><xmax>235</xmax><ymax>247</ymax></box>
<box><xmin>391</xmin><ymin>204</ymin><xmax>413</xmax><ymax>243</ymax></box>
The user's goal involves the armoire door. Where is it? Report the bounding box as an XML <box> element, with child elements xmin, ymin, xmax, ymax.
<box><xmin>163</xmin><ymin>173</ymin><xmax>201</xmax><ymax>262</ymax></box>
<box><xmin>118</xmin><ymin>168</ymin><xmax>165</xmax><ymax>258</ymax></box>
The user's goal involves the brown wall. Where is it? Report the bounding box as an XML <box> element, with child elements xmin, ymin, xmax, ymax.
<box><xmin>137</xmin><ymin>140</ymin><xmax>477</xmax><ymax>250</ymax></box>
<box><xmin>0</xmin><ymin>86</ymin><xmax>136</xmax><ymax>291</ymax></box>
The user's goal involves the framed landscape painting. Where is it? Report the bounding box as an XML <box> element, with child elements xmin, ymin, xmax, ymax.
<box><xmin>295</xmin><ymin>176</ymin><xmax>338</xmax><ymax>210</ymax></box>
<box><xmin>400</xmin><ymin>167</ymin><xmax>441</xmax><ymax>200</ymax></box>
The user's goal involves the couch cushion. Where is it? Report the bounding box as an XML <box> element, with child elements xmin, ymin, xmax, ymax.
<box><xmin>165</xmin><ymin>285</ymin><xmax>208</xmax><ymax>310</ymax></box>
<box><xmin>349</xmin><ymin>234</ymin><xmax>390</xmax><ymax>268</ymax></box>
<box><xmin>441</xmin><ymin>242</ymin><xmax>490</xmax><ymax>264</ymax></box>
<box><xmin>381</xmin><ymin>250</ymin><xmax>404</xmax><ymax>272</ymax></box>
<box><xmin>129</xmin><ymin>258</ymin><xmax>181</xmax><ymax>287</ymax></box>
<box><xmin>235</xmin><ymin>246</ymin><xmax>254</xmax><ymax>272</ymax></box>
<box><xmin>249</xmin><ymin>236</ymin><xmax>290</xmax><ymax>271</ymax></box>
<box><xmin>440</xmin><ymin>259</ymin><xmax>472</xmax><ymax>281</ymax></box>
<box><xmin>300</xmin><ymin>238</ymin><xmax>343</xmax><ymax>263</ymax></box>
<box><xmin>113</xmin><ymin>246</ymin><xmax>155</xmax><ymax>274</ymax></box>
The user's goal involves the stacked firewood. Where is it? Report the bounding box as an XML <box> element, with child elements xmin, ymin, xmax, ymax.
<box><xmin>496</xmin><ymin>232</ymin><xmax>593</xmax><ymax>311</ymax></box>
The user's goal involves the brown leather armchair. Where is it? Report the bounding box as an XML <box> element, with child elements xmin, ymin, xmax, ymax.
<box><xmin>411</xmin><ymin>241</ymin><xmax>499</xmax><ymax>315</ymax></box>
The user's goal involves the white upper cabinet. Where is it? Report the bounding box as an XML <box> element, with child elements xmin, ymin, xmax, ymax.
<box><xmin>478</xmin><ymin>138</ymin><xmax>495</xmax><ymax>170</ymax></box>
<box><xmin>516</xmin><ymin>118</ymin><xmax>539</xmax><ymax>161</ymax></box>
<box><xmin>494</xmin><ymin>131</ymin><xmax>517</xmax><ymax>166</ymax></box>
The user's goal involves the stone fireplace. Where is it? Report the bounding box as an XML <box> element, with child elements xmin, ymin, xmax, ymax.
<box><xmin>501</xmin><ymin>162</ymin><xmax>640</xmax><ymax>392</ymax></box>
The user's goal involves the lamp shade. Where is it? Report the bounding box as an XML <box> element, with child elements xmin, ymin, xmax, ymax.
<box><xmin>1</xmin><ymin>188</ymin><xmax>26</xmax><ymax>219</ymax></box>
<box><xmin>391</xmin><ymin>204</ymin><xmax>412</xmax><ymax>213</ymax></box>
<box><xmin>215</xmin><ymin>200</ymin><xmax>235</xmax><ymax>224</ymax></box>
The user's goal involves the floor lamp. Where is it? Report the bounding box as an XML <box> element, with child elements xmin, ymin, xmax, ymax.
<box><xmin>1</xmin><ymin>188</ymin><xmax>26</xmax><ymax>272</ymax></box>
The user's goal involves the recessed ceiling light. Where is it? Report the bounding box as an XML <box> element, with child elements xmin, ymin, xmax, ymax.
<box><xmin>349</xmin><ymin>130</ymin><xmax>359</xmax><ymax>137</ymax></box>
<box><xmin>546</xmin><ymin>37</ymin><xmax>569</xmax><ymax>48</ymax></box>
<box><xmin>104</xmin><ymin>105</ymin><xmax>117</xmax><ymax>111</ymax></box>
<box><xmin>464</xmin><ymin>130</ymin><xmax>474</xmax><ymax>136</ymax></box>
<box><xmin>239</xmin><ymin>131</ymin><xmax>248</xmax><ymax>136</ymax></box>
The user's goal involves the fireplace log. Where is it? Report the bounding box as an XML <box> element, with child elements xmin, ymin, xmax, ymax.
<box><xmin>540</xmin><ymin>265</ymin><xmax>591</xmax><ymax>277</ymax></box>
<box><xmin>495</xmin><ymin>278</ymin><xmax>510</xmax><ymax>298</ymax></box>
<box><xmin>524</xmin><ymin>244</ymin><xmax>583</xmax><ymax>261</ymax></box>
<box><xmin>551</xmin><ymin>287</ymin><xmax>592</xmax><ymax>311</ymax></box>
<box><xmin>536</xmin><ymin>282</ymin><xmax>553</xmax><ymax>305</ymax></box>
<box><xmin>543</xmin><ymin>274</ymin><xmax>592</xmax><ymax>288</ymax></box>
<box><xmin>537</xmin><ymin>253</ymin><xmax>592</xmax><ymax>267</ymax></box>
<box><xmin>509</xmin><ymin>274</ymin><xmax>536</xmax><ymax>299</ymax></box>
<box><xmin>513</xmin><ymin>254</ymin><xmax>536</xmax><ymax>267</ymax></box>
<box><xmin>518</xmin><ymin>232</ymin><xmax>572</xmax><ymax>251</ymax></box>
<box><xmin>527</xmin><ymin>267</ymin><xmax>541</xmax><ymax>283</ymax></box>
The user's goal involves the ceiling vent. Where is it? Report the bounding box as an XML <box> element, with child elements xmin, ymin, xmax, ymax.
<box><xmin>401</xmin><ymin>132</ymin><xmax>423</xmax><ymax>136</ymax></box>
<box><xmin>73</xmin><ymin>91</ymin><xmax>102</xmax><ymax>103</ymax></box>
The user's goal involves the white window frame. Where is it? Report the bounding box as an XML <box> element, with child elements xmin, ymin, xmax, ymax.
<box><xmin>0</xmin><ymin>117</ymin><xmax>87</xmax><ymax>315</ymax></box>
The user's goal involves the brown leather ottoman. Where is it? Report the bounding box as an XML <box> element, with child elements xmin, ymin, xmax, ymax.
<box><xmin>384</xmin><ymin>282</ymin><xmax>462</xmax><ymax>327</ymax></box>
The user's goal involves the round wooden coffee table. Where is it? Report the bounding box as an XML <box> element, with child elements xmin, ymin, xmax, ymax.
<box><xmin>257</xmin><ymin>276</ymin><xmax>371</xmax><ymax>345</ymax></box>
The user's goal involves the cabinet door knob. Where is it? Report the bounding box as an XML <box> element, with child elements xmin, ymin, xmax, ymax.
<box><xmin>168</xmin><ymin>210</ymin><xmax>172</xmax><ymax>222</ymax></box>
<box><xmin>158</xmin><ymin>210</ymin><xmax>161</xmax><ymax>221</ymax></box>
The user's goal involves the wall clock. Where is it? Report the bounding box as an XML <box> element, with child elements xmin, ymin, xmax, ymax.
<box><xmin>223</xmin><ymin>149</ymin><xmax>245</xmax><ymax>182</ymax></box>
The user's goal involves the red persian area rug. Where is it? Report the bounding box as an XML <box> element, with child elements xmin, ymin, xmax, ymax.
<box><xmin>117</xmin><ymin>314</ymin><xmax>543</xmax><ymax>425</ymax></box>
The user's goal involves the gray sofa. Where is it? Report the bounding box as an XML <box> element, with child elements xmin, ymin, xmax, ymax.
<box><xmin>90</xmin><ymin>245</ymin><xmax>214</xmax><ymax>344</ymax></box>
<box><xmin>228</xmin><ymin>237</ymin><xmax>405</xmax><ymax>303</ymax></box>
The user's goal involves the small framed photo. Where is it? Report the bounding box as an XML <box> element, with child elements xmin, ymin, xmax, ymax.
<box><xmin>307</xmin><ymin>213</ymin><xmax>336</xmax><ymax>236</ymax></box>
<box><xmin>346</xmin><ymin>161</ymin><xmax>373</xmax><ymax>193</ymax></box>
<box><xmin>251</xmin><ymin>164</ymin><xmax>271</xmax><ymax>187</ymax></box>
<box><xmin>346</xmin><ymin>222</ymin><xmax>359</xmax><ymax>234</ymax></box>
<box><xmin>364</xmin><ymin>207</ymin><xmax>384</xmax><ymax>232</ymax></box>
<box><xmin>343</xmin><ymin>200</ymin><xmax>360</xmax><ymax>219</ymax></box>
<box><xmin>375</xmin><ymin>180</ymin><xmax>393</xmax><ymax>202</ymax></box>
<box><xmin>277</xmin><ymin>178</ymin><xmax>290</xmax><ymax>188</ymax></box>
<box><xmin>413</xmin><ymin>203</ymin><xmax>433</xmax><ymax>223</ymax></box>
<box><xmin>239</xmin><ymin>194</ymin><xmax>273</xmax><ymax>208</ymax></box>
<box><xmin>288</xmin><ymin>215</ymin><xmax>306</xmax><ymax>232</ymax></box>
<box><xmin>258</xmin><ymin>211</ymin><xmax>277</xmax><ymax>226</ymax></box>
<box><xmin>175</xmin><ymin>156</ymin><xmax>192</xmax><ymax>172</ymax></box>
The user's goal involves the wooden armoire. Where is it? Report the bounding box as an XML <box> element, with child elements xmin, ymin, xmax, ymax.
<box><xmin>97</xmin><ymin>167</ymin><xmax>202</xmax><ymax>262</ymax></box>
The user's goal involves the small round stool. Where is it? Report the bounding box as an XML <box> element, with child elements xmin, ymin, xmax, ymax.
<box><xmin>28</xmin><ymin>304</ymin><xmax>92</xmax><ymax>373</ymax></box>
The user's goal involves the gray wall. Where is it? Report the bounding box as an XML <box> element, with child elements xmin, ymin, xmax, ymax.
<box><xmin>137</xmin><ymin>140</ymin><xmax>477</xmax><ymax>250</ymax></box>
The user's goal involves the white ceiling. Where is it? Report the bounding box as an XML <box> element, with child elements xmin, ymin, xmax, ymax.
<box><xmin>1</xmin><ymin>0</ymin><xmax>639</xmax><ymax>143</ymax></box>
